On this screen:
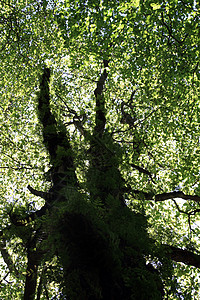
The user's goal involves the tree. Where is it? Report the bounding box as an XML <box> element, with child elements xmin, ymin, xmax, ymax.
<box><xmin>0</xmin><ymin>0</ymin><xmax>199</xmax><ymax>299</ymax></box>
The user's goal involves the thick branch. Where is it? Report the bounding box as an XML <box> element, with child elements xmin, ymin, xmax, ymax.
<box><xmin>126</xmin><ymin>188</ymin><xmax>200</xmax><ymax>204</ymax></box>
<box><xmin>24</xmin><ymin>239</ymin><xmax>43</xmax><ymax>300</ymax></box>
<box><xmin>93</xmin><ymin>60</ymin><xmax>108</xmax><ymax>136</ymax></box>
<box><xmin>27</xmin><ymin>185</ymin><xmax>50</xmax><ymax>201</ymax></box>
<box><xmin>155</xmin><ymin>191</ymin><xmax>200</xmax><ymax>202</ymax></box>
<box><xmin>121</xmin><ymin>102</ymin><xmax>136</xmax><ymax>126</ymax></box>
<box><xmin>131</xmin><ymin>189</ymin><xmax>154</xmax><ymax>200</ymax></box>
<box><xmin>36</xmin><ymin>265</ymin><xmax>47</xmax><ymax>300</ymax></box>
<box><xmin>165</xmin><ymin>244</ymin><xmax>200</xmax><ymax>269</ymax></box>
<box><xmin>37</xmin><ymin>67</ymin><xmax>57</xmax><ymax>160</ymax></box>
<box><xmin>88</xmin><ymin>61</ymin><xmax>126</xmax><ymax>206</ymax></box>
<box><xmin>37</xmin><ymin>67</ymin><xmax>77</xmax><ymax>188</ymax></box>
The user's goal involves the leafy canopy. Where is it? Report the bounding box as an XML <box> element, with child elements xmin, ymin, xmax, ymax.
<box><xmin>0</xmin><ymin>0</ymin><xmax>199</xmax><ymax>298</ymax></box>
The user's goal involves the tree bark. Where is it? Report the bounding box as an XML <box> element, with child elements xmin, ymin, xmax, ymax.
<box><xmin>23</xmin><ymin>239</ymin><xmax>42</xmax><ymax>300</ymax></box>
<box><xmin>164</xmin><ymin>244</ymin><xmax>200</xmax><ymax>268</ymax></box>
<box><xmin>155</xmin><ymin>191</ymin><xmax>200</xmax><ymax>202</ymax></box>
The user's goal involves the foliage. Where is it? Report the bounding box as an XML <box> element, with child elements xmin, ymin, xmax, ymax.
<box><xmin>0</xmin><ymin>0</ymin><xmax>199</xmax><ymax>299</ymax></box>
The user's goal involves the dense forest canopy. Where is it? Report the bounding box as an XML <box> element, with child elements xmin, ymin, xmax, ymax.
<box><xmin>0</xmin><ymin>0</ymin><xmax>199</xmax><ymax>299</ymax></box>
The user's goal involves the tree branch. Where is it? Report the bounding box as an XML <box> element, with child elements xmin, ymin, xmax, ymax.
<box><xmin>36</xmin><ymin>264</ymin><xmax>47</xmax><ymax>300</ymax></box>
<box><xmin>55</xmin><ymin>93</ymin><xmax>89</xmax><ymax>138</ymax></box>
<box><xmin>93</xmin><ymin>60</ymin><xmax>108</xmax><ymax>137</ymax></box>
<box><xmin>121</xmin><ymin>101</ymin><xmax>137</xmax><ymax>127</ymax></box>
<box><xmin>161</xmin><ymin>12</ymin><xmax>188</xmax><ymax>44</ymax></box>
<box><xmin>37</xmin><ymin>67</ymin><xmax>77</xmax><ymax>189</ymax></box>
<box><xmin>126</xmin><ymin>188</ymin><xmax>200</xmax><ymax>204</ymax></box>
<box><xmin>0</xmin><ymin>231</ymin><xmax>19</xmax><ymax>277</ymax></box>
<box><xmin>164</xmin><ymin>244</ymin><xmax>200</xmax><ymax>269</ymax></box>
<box><xmin>27</xmin><ymin>185</ymin><xmax>50</xmax><ymax>201</ymax></box>
<box><xmin>131</xmin><ymin>164</ymin><xmax>156</xmax><ymax>183</ymax></box>
<box><xmin>24</xmin><ymin>236</ymin><xmax>43</xmax><ymax>300</ymax></box>
<box><xmin>155</xmin><ymin>191</ymin><xmax>200</xmax><ymax>202</ymax></box>
<box><xmin>131</xmin><ymin>189</ymin><xmax>154</xmax><ymax>200</ymax></box>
